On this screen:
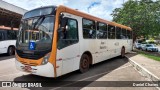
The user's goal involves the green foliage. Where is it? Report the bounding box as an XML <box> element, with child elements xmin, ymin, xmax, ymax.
<box><xmin>149</xmin><ymin>37</ymin><xmax>154</xmax><ymax>41</ymax></box>
<box><xmin>111</xmin><ymin>0</ymin><xmax>160</xmax><ymax>38</ymax></box>
<box><xmin>148</xmin><ymin>38</ymin><xmax>155</xmax><ymax>44</ymax></box>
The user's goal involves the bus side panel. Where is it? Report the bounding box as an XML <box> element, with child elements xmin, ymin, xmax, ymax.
<box><xmin>0</xmin><ymin>40</ymin><xmax>16</xmax><ymax>54</ymax></box>
<box><xmin>107</xmin><ymin>39</ymin><xmax>116</xmax><ymax>58</ymax></box>
<box><xmin>126</xmin><ymin>39</ymin><xmax>133</xmax><ymax>52</ymax></box>
<box><xmin>55</xmin><ymin>57</ymin><xmax>62</xmax><ymax>77</ymax></box>
<box><xmin>114</xmin><ymin>39</ymin><xmax>123</xmax><ymax>56</ymax></box>
<box><xmin>119</xmin><ymin>39</ymin><xmax>132</xmax><ymax>54</ymax></box>
<box><xmin>56</xmin><ymin>43</ymin><xmax>80</xmax><ymax>76</ymax></box>
<box><xmin>94</xmin><ymin>39</ymin><xmax>110</xmax><ymax>64</ymax></box>
<box><xmin>0</xmin><ymin>41</ymin><xmax>7</xmax><ymax>54</ymax></box>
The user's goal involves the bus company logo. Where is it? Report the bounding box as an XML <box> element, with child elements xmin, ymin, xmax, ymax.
<box><xmin>2</xmin><ymin>82</ymin><xmax>11</xmax><ymax>87</ymax></box>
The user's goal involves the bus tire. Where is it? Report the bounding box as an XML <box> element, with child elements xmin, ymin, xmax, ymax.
<box><xmin>121</xmin><ymin>47</ymin><xmax>125</xmax><ymax>58</ymax></box>
<box><xmin>7</xmin><ymin>46</ymin><xmax>14</xmax><ymax>56</ymax></box>
<box><xmin>79</xmin><ymin>54</ymin><xmax>89</xmax><ymax>73</ymax></box>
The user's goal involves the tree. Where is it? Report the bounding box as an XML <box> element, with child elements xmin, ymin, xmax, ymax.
<box><xmin>111</xmin><ymin>0</ymin><xmax>160</xmax><ymax>40</ymax></box>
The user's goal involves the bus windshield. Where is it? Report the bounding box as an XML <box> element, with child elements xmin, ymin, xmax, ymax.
<box><xmin>16</xmin><ymin>16</ymin><xmax>54</xmax><ymax>51</ymax></box>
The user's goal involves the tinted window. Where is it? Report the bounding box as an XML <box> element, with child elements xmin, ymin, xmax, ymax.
<box><xmin>108</xmin><ymin>25</ymin><xmax>115</xmax><ymax>39</ymax></box>
<box><xmin>23</xmin><ymin>7</ymin><xmax>55</xmax><ymax>19</ymax></box>
<box><xmin>130</xmin><ymin>31</ymin><xmax>133</xmax><ymax>39</ymax></box>
<box><xmin>83</xmin><ymin>19</ymin><xmax>96</xmax><ymax>39</ymax></box>
<box><xmin>0</xmin><ymin>32</ymin><xmax>3</xmax><ymax>41</ymax></box>
<box><xmin>17</xmin><ymin>16</ymin><xmax>54</xmax><ymax>51</ymax></box>
<box><xmin>97</xmin><ymin>22</ymin><xmax>107</xmax><ymax>39</ymax></box>
<box><xmin>122</xmin><ymin>29</ymin><xmax>127</xmax><ymax>39</ymax></box>
<box><xmin>7</xmin><ymin>30</ymin><xmax>17</xmax><ymax>40</ymax></box>
<box><xmin>116</xmin><ymin>27</ymin><xmax>122</xmax><ymax>39</ymax></box>
<box><xmin>126</xmin><ymin>30</ymin><xmax>131</xmax><ymax>39</ymax></box>
<box><xmin>58</xmin><ymin>19</ymin><xmax>78</xmax><ymax>49</ymax></box>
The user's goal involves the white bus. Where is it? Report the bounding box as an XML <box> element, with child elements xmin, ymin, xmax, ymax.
<box><xmin>15</xmin><ymin>5</ymin><xmax>133</xmax><ymax>77</ymax></box>
<box><xmin>0</xmin><ymin>26</ymin><xmax>18</xmax><ymax>55</ymax></box>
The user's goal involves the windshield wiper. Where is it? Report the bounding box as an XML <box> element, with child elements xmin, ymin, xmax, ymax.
<box><xmin>33</xmin><ymin>15</ymin><xmax>45</xmax><ymax>29</ymax></box>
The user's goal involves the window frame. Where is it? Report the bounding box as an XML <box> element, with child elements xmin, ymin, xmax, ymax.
<box><xmin>126</xmin><ymin>30</ymin><xmax>133</xmax><ymax>39</ymax></box>
<box><xmin>121</xmin><ymin>28</ymin><xmax>127</xmax><ymax>39</ymax></box>
<box><xmin>6</xmin><ymin>30</ymin><xmax>17</xmax><ymax>40</ymax></box>
<box><xmin>108</xmin><ymin>24</ymin><xmax>116</xmax><ymax>39</ymax></box>
<box><xmin>116</xmin><ymin>27</ymin><xmax>122</xmax><ymax>39</ymax></box>
<box><xmin>0</xmin><ymin>32</ymin><xmax>3</xmax><ymax>41</ymax></box>
<box><xmin>97</xmin><ymin>22</ymin><xmax>108</xmax><ymax>39</ymax></box>
<box><xmin>0</xmin><ymin>31</ymin><xmax>5</xmax><ymax>41</ymax></box>
<box><xmin>57</xmin><ymin>18</ymin><xmax>79</xmax><ymax>50</ymax></box>
<box><xmin>82</xmin><ymin>18</ymin><xmax>96</xmax><ymax>39</ymax></box>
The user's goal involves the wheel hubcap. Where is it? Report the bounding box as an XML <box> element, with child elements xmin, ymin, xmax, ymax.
<box><xmin>82</xmin><ymin>59</ymin><xmax>88</xmax><ymax>69</ymax></box>
<box><xmin>9</xmin><ymin>48</ymin><xmax>13</xmax><ymax>55</ymax></box>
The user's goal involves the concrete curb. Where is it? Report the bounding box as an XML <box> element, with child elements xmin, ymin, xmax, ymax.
<box><xmin>125</xmin><ymin>55</ymin><xmax>160</xmax><ymax>90</ymax></box>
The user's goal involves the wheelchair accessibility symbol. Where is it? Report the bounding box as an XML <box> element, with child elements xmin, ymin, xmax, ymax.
<box><xmin>29</xmin><ymin>42</ymin><xmax>35</xmax><ymax>50</ymax></box>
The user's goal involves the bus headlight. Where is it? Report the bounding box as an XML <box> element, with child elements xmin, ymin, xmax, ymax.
<box><xmin>41</xmin><ymin>53</ymin><xmax>50</xmax><ymax>65</ymax></box>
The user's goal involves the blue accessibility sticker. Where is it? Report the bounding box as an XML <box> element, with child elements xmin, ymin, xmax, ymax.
<box><xmin>29</xmin><ymin>42</ymin><xmax>35</xmax><ymax>50</ymax></box>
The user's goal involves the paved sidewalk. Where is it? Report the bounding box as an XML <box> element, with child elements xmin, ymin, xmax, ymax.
<box><xmin>126</xmin><ymin>53</ymin><xmax>160</xmax><ymax>79</ymax></box>
<box><xmin>81</xmin><ymin>62</ymin><xmax>156</xmax><ymax>90</ymax></box>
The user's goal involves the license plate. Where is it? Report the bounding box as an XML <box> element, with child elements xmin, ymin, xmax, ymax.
<box><xmin>23</xmin><ymin>65</ymin><xmax>32</xmax><ymax>72</ymax></box>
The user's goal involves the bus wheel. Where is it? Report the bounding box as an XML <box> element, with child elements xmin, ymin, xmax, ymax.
<box><xmin>7</xmin><ymin>46</ymin><xmax>14</xmax><ymax>56</ymax></box>
<box><xmin>79</xmin><ymin>54</ymin><xmax>89</xmax><ymax>73</ymax></box>
<box><xmin>121</xmin><ymin>47</ymin><xmax>125</xmax><ymax>58</ymax></box>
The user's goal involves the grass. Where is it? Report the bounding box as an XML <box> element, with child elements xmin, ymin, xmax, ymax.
<box><xmin>137</xmin><ymin>50</ymin><xmax>160</xmax><ymax>61</ymax></box>
<box><xmin>141</xmin><ymin>53</ymin><xmax>160</xmax><ymax>61</ymax></box>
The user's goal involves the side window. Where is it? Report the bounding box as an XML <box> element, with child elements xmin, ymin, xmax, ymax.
<box><xmin>83</xmin><ymin>19</ymin><xmax>96</xmax><ymax>39</ymax></box>
<box><xmin>7</xmin><ymin>30</ymin><xmax>17</xmax><ymax>40</ymax></box>
<box><xmin>97</xmin><ymin>22</ymin><xmax>107</xmax><ymax>39</ymax></box>
<box><xmin>58</xmin><ymin>18</ymin><xmax>78</xmax><ymax>49</ymax></box>
<box><xmin>0</xmin><ymin>32</ymin><xmax>3</xmax><ymax>41</ymax></box>
<box><xmin>65</xmin><ymin>19</ymin><xmax>78</xmax><ymax>39</ymax></box>
<box><xmin>108</xmin><ymin>25</ymin><xmax>115</xmax><ymax>39</ymax></box>
<box><xmin>126</xmin><ymin>30</ymin><xmax>131</xmax><ymax>39</ymax></box>
<box><xmin>127</xmin><ymin>30</ymin><xmax>133</xmax><ymax>39</ymax></box>
<box><xmin>122</xmin><ymin>29</ymin><xmax>127</xmax><ymax>39</ymax></box>
<box><xmin>116</xmin><ymin>27</ymin><xmax>122</xmax><ymax>39</ymax></box>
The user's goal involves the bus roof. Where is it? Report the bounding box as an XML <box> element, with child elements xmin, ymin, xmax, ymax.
<box><xmin>0</xmin><ymin>26</ymin><xmax>18</xmax><ymax>31</ymax></box>
<box><xmin>57</xmin><ymin>5</ymin><xmax>132</xmax><ymax>31</ymax></box>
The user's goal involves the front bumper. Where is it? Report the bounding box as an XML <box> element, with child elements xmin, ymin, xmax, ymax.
<box><xmin>15</xmin><ymin>60</ymin><xmax>55</xmax><ymax>77</ymax></box>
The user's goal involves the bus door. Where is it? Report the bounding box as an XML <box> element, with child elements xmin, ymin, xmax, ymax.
<box><xmin>56</xmin><ymin>13</ymin><xmax>80</xmax><ymax>76</ymax></box>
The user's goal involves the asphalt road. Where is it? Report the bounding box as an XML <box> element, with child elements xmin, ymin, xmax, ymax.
<box><xmin>0</xmin><ymin>55</ymin><xmax>157</xmax><ymax>90</ymax></box>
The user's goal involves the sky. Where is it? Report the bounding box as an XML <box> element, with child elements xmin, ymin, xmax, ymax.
<box><xmin>2</xmin><ymin>0</ymin><xmax>128</xmax><ymax>21</ymax></box>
